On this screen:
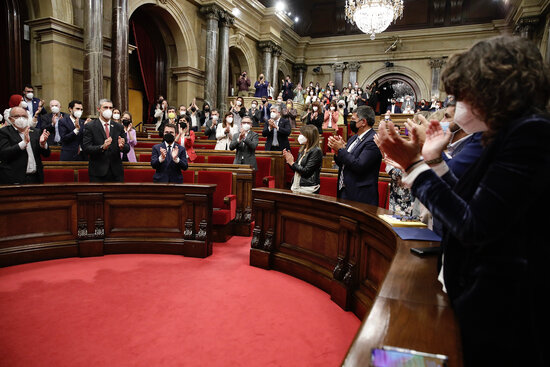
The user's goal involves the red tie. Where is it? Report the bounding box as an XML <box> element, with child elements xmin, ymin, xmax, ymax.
<box><xmin>104</xmin><ymin>123</ymin><xmax>109</xmax><ymax>137</ymax></box>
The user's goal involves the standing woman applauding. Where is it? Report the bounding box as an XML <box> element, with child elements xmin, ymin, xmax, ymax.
<box><xmin>283</xmin><ymin>124</ymin><xmax>323</xmax><ymax>194</ymax></box>
<box><xmin>215</xmin><ymin>112</ymin><xmax>238</xmax><ymax>150</ymax></box>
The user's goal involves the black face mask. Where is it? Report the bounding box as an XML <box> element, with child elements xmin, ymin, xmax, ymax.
<box><xmin>163</xmin><ymin>133</ymin><xmax>175</xmax><ymax>144</ymax></box>
<box><xmin>179</xmin><ymin>122</ymin><xmax>187</xmax><ymax>130</ymax></box>
<box><xmin>191</xmin><ymin>107</ymin><xmax>196</xmax><ymax>113</ymax></box>
<box><xmin>350</xmin><ymin>119</ymin><xmax>361</xmax><ymax>134</ymax></box>
<box><xmin>262</xmin><ymin>100</ymin><xmax>267</xmax><ymax>104</ymax></box>
<box><xmin>122</xmin><ymin>119</ymin><xmax>131</xmax><ymax>127</ymax></box>
<box><xmin>204</xmin><ymin>107</ymin><xmax>209</xmax><ymax>112</ymax></box>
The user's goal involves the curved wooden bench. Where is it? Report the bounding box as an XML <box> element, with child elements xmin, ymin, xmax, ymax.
<box><xmin>249</xmin><ymin>188</ymin><xmax>462</xmax><ymax>366</ymax></box>
<box><xmin>0</xmin><ymin>184</ymin><xmax>216</xmax><ymax>267</ymax></box>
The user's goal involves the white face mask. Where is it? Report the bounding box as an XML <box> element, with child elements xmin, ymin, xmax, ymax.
<box><xmin>236</xmin><ymin>100</ymin><xmax>242</xmax><ymax>106</ymax></box>
<box><xmin>454</xmin><ymin>101</ymin><xmax>488</xmax><ymax>134</ymax></box>
<box><xmin>270</xmin><ymin>112</ymin><xmax>277</xmax><ymax>119</ymax></box>
<box><xmin>336</xmin><ymin>92</ymin><xmax>340</xmax><ymax>96</ymax></box>
<box><xmin>312</xmin><ymin>106</ymin><xmax>318</xmax><ymax>112</ymax></box>
<box><xmin>330</xmin><ymin>106</ymin><xmax>335</xmax><ymax>111</ymax></box>
<box><xmin>180</xmin><ymin>110</ymin><xmax>186</xmax><ymax>116</ymax></box>
<box><xmin>297</xmin><ymin>134</ymin><xmax>307</xmax><ymax>145</ymax></box>
<box><xmin>439</xmin><ymin>121</ymin><xmax>450</xmax><ymax>132</ymax></box>
<box><xmin>51</xmin><ymin>106</ymin><xmax>60</xmax><ymax>114</ymax></box>
<box><xmin>212</xmin><ymin>115</ymin><xmax>219</xmax><ymax>121</ymax></box>
<box><xmin>112</xmin><ymin>113</ymin><xmax>120</xmax><ymax>120</ymax></box>
<box><xmin>277</xmin><ymin>99</ymin><xmax>282</xmax><ymax>103</ymax></box>
<box><xmin>73</xmin><ymin>110</ymin><xmax>83</xmax><ymax>119</ymax></box>
<box><xmin>13</xmin><ymin>117</ymin><xmax>28</xmax><ymax>129</ymax></box>
<box><xmin>102</xmin><ymin>109</ymin><xmax>113</xmax><ymax>120</ymax></box>
<box><xmin>20</xmin><ymin>101</ymin><xmax>28</xmax><ymax>109</ymax></box>
<box><xmin>226</xmin><ymin>117</ymin><xmax>233</xmax><ymax>124</ymax></box>
<box><xmin>26</xmin><ymin>93</ymin><xmax>34</xmax><ymax>100</ymax></box>
<box><xmin>242</xmin><ymin>123</ymin><xmax>251</xmax><ymax>131</ymax></box>
<box><xmin>251</xmin><ymin>104</ymin><xmax>257</xmax><ymax>109</ymax></box>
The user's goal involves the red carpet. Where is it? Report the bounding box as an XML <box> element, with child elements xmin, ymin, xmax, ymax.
<box><xmin>0</xmin><ymin>236</ymin><xmax>360</xmax><ymax>366</ymax></box>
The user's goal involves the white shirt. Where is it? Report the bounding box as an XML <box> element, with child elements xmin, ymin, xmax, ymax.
<box><xmin>16</xmin><ymin>127</ymin><xmax>37</xmax><ymax>174</ymax></box>
<box><xmin>70</xmin><ymin>115</ymin><xmax>80</xmax><ymax>134</ymax></box>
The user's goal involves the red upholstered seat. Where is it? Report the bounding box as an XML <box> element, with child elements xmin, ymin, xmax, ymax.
<box><xmin>378</xmin><ymin>181</ymin><xmax>389</xmax><ymax>209</ymax></box>
<box><xmin>322</xmin><ymin>132</ymin><xmax>332</xmax><ymax>153</ymax></box>
<box><xmin>380</xmin><ymin>161</ymin><xmax>387</xmax><ymax>173</ymax></box>
<box><xmin>255</xmin><ymin>157</ymin><xmax>275</xmax><ymax>187</ymax></box>
<box><xmin>139</xmin><ymin>153</ymin><xmax>152</xmax><ymax>163</ymax></box>
<box><xmin>195</xmin><ymin>143</ymin><xmax>216</xmax><ymax>149</ymax></box>
<box><xmin>259</xmin><ymin>137</ymin><xmax>267</xmax><ymax>142</ymax></box>
<box><xmin>77</xmin><ymin>169</ymin><xmax>89</xmax><ymax>182</ymax></box>
<box><xmin>192</xmin><ymin>155</ymin><xmax>205</xmax><ymax>164</ymax></box>
<box><xmin>183</xmin><ymin>170</ymin><xmax>195</xmax><ymax>183</ymax></box>
<box><xmin>124</xmin><ymin>169</ymin><xmax>155</xmax><ymax>183</ymax></box>
<box><xmin>197</xmin><ymin>171</ymin><xmax>236</xmax><ymax>225</ymax></box>
<box><xmin>285</xmin><ymin>146</ymin><xmax>300</xmax><ymax>185</ymax></box>
<box><xmin>319</xmin><ymin>176</ymin><xmax>338</xmax><ymax>197</ymax></box>
<box><xmin>256</xmin><ymin>145</ymin><xmax>265</xmax><ymax>151</ymax></box>
<box><xmin>135</xmin><ymin>141</ymin><xmax>157</xmax><ymax>149</ymax></box>
<box><xmin>43</xmin><ymin>169</ymin><xmax>75</xmax><ymax>183</ymax></box>
<box><xmin>207</xmin><ymin>156</ymin><xmax>235</xmax><ymax>165</ymax></box>
<box><xmin>42</xmin><ymin>151</ymin><xmax>60</xmax><ymax>161</ymax></box>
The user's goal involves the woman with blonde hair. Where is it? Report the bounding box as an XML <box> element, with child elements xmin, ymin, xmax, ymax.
<box><xmin>282</xmin><ymin>124</ymin><xmax>323</xmax><ymax>194</ymax></box>
<box><xmin>215</xmin><ymin>112</ymin><xmax>238</xmax><ymax>150</ymax></box>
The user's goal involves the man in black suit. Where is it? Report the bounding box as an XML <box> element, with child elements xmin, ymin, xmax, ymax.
<box><xmin>83</xmin><ymin>99</ymin><xmax>129</xmax><ymax>182</ymax></box>
<box><xmin>204</xmin><ymin>109</ymin><xmax>220</xmax><ymax>140</ymax></box>
<box><xmin>229</xmin><ymin>116</ymin><xmax>259</xmax><ymax>170</ymax></box>
<box><xmin>328</xmin><ymin>105</ymin><xmax>382</xmax><ymax>206</ymax></box>
<box><xmin>259</xmin><ymin>97</ymin><xmax>272</xmax><ymax>125</ymax></box>
<box><xmin>386</xmin><ymin>99</ymin><xmax>402</xmax><ymax>114</ymax></box>
<box><xmin>0</xmin><ymin>107</ymin><xmax>51</xmax><ymax>184</ymax></box>
<box><xmin>59</xmin><ymin>100</ymin><xmax>89</xmax><ymax>161</ymax></box>
<box><xmin>262</xmin><ymin>106</ymin><xmax>291</xmax><ymax>152</ymax></box>
<box><xmin>40</xmin><ymin>100</ymin><xmax>67</xmax><ymax>146</ymax></box>
<box><xmin>22</xmin><ymin>84</ymin><xmax>46</xmax><ymax>123</ymax></box>
<box><xmin>151</xmin><ymin>123</ymin><xmax>188</xmax><ymax>183</ymax></box>
<box><xmin>281</xmin><ymin>75</ymin><xmax>294</xmax><ymax>101</ymax></box>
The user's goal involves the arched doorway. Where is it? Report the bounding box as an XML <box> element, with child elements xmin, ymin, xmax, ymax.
<box><xmin>129</xmin><ymin>4</ymin><xmax>182</xmax><ymax>124</ymax></box>
<box><xmin>0</xmin><ymin>0</ymin><xmax>31</xmax><ymax>112</ymax></box>
<box><xmin>374</xmin><ymin>73</ymin><xmax>421</xmax><ymax>114</ymax></box>
<box><xmin>228</xmin><ymin>46</ymin><xmax>249</xmax><ymax>97</ymax></box>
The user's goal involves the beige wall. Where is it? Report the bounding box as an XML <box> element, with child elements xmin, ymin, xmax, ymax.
<box><xmin>24</xmin><ymin>0</ymin><xmax>547</xmax><ymax>115</ymax></box>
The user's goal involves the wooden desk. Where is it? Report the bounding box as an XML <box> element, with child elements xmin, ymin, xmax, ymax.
<box><xmin>0</xmin><ymin>184</ymin><xmax>215</xmax><ymax>267</ymax></box>
<box><xmin>249</xmin><ymin>188</ymin><xmax>462</xmax><ymax>366</ymax></box>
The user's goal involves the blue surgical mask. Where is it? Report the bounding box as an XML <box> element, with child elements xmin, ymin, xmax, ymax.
<box><xmin>440</xmin><ymin>121</ymin><xmax>450</xmax><ymax>132</ymax></box>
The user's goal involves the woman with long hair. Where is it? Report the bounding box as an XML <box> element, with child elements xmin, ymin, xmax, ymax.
<box><xmin>215</xmin><ymin>112</ymin><xmax>238</xmax><ymax>150</ymax></box>
<box><xmin>283</xmin><ymin>124</ymin><xmax>323</xmax><ymax>194</ymax></box>
<box><xmin>375</xmin><ymin>35</ymin><xmax>550</xmax><ymax>366</ymax></box>
<box><xmin>120</xmin><ymin>111</ymin><xmax>137</xmax><ymax>162</ymax></box>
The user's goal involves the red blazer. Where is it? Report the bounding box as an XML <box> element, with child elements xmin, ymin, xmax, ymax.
<box><xmin>179</xmin><ymin>130</ymin><xmax>197</xmax><ymax>162</ymax></box>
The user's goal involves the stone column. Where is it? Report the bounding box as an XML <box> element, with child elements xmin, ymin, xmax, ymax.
<box><xmin>293</xmin><ymin>64</ymin><xmax>307</xmax><ymax>86</ymax></box>
<box><xmin>110</xmin><ymin>0</ymin><xmax>128</xmax><ymax>112</ymax></box>
<box><xmin>200</xmin><ymin>5</ymin><xmax>222</xmax><ymax>110</ymax></box>
<box><xmin>271</xmin><ymin>46</ymin><xmax>282</xmax><ymax>97</ymax></box>
<box><xmin>258</xmin><ymin>41</ymin><xmax>274</xmax><ymax>87</ymax></box>
<box><xmin>429</xmin><ymin>58</ymin><xmax>446</xmax><ymax>99</ymax></box>
<box><xmin>515</xmin><ymin>16</ymin><xmax>540</xmax><ymax>40</ymax></box>
<box><xmin>347</xmin><ymin>62</ymin><xmax>361</xmax><ymax>85</ymax></box>
<box><xmin>83</xmin><ymin>0</ymin><xmax>103</xmax><ymax>116</ymax></box>
<box><xmin>217</xmin><ymin>11</ymin><xmax>234</xmax><ymax>113</ymax></box>
<box><xmin>332</xmin><ymin>62</ymin><xmax>346</xmax><ymax>90</ymax></box>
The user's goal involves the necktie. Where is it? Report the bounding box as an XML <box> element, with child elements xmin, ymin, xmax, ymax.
<box><xmin>272</xmin><ymin>120</ymin><xmax>279</xmax><ymax>147</ymax></box>
<box><xmin>339</xmin><ymin>136</ymin><xmax>361</xmax><ymax>190</ymax></box>
<box><xmin>167</xmin><ymin>145</ymin><xmax>172</xmax><ymax>162</ymax></box>
<box><xmin>104</xmin><ymin>123</ymin><xmax>109</xmax><ymax>137</ymax></box>
<box><xmin>54</xmin><ymin>116</ymin><xmax>61</xmax><ymax>143</ymax></box>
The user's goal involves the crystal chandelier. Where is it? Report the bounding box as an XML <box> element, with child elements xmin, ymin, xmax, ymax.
<box><xmin>345</xmin><ymin>0</ymin><xmax>404</xmax><ymax>40</ymax></box>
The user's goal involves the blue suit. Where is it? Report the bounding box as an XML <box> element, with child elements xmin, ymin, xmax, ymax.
<box><xmin>151</xmin><ymin>141</ymin><xmax>188</xmax><ymax>183</ymax></box>
<box><xmin>26</xmin><ymin>97</ymin><xmax>46</xmax><ymax>122</ymax></box>
<box><xmin>334</xmin><ymin>129</ymin><xmax>382</xmax><ymax>206</ymax></box>
<box><xmin>386</xmin><ymin>104</ymin><xmax>402</xmax><ymax>114</ymax></box>
<box><xmin>259</xmin><ymin>102</ymin><xmax>272</xmax><ymax>124</ymax></box>
<box><xmin>262</xmin><ymin>118</ymin><xmax>291</xmax><ymax>151</ymax></box>
<box><xmin>59</xmin><ymin>115</ymin><xmax>85</xmax><ymax>161</ymax></box>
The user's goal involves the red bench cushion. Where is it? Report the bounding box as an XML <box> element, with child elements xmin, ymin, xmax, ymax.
<box><xmin>124</xmin><ymin>169</ymin><xmax>155</xmax><ymax>183</ymax></box>
<box><xmin>44</xmin><ymin>169</ymin><xmax>74</xmax><ymax>183</ymax></box>
<box><xmin>319</xmin><ymin>176</ymin><xmax>338</xmax><ymax>197</ymax></box>
<box><xmin>207</xmin><ymin>156</ymin><xmax>235</xmax><ymax>165</ymax></box>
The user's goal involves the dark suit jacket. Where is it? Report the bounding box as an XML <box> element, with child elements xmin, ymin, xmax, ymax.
<box><xmin>248</xmin><ymin>108</ymin><xmax>262</xmax><ymax>127</ymax></box>
<box><xmin>40</xmin><ymin>112</ymin><xmax>67</xmax><ymax>145</ymax></box>
<box><xmin>259</xmin><ymin>103</ymin><xmax>272</xmax><ymax>124</ymax></box>
<box><xmin>334</xmin><ymin>129</ymin><xmax>381</xmax><ymax>205</ymax></box>
<box><xmin>282</xmin><ymin>81</ymin><xmax>294</xmax><ymax>100</ymax></box>
<box><xmin>0</xmin><ymin>125</ymin><xmax>51</xmax><ymax>184</ymax></box>
<box><xmin>204</xmin><ymin>119</ymin><xmax>218</xmax><ymax>140</ymax></box>
<box><xmin>151</xmin><ymin>142</ymin><xmax>188</xmax><ymax>183</ymax></box>
<box><xmin>262</xmin><ymin>118</ymin><xmax>291</xmax><ymax>151</ymax></box>
<box><xmin>229</xmin><ymin>130</ymin><xmax>259</xmax><ymax>170</ymax></box>
<box><xmin>26</xmin><ymin>97</ymin><xmax>46</xmax><ymax>120</ymax></box>
<box><xmin>59</xmin><ymin>115</ymin><xmax>85</xmax><ymax>161</ymax></box>
<box><xmin>411</xmin><ymin>114</ymin><xmax>550</xmax><ymax>367</ymax></box>
<box><xmin>305</xmin><ymin>112</ymin><xmax>324</xmax><ymax>134</ymax></box>
<box><xmin>387</xmin><ymin>104</ymin><xmax>402</xmax><ymax>114</ymax></box>
<box><xmin>82</xmin><ymin>119</ymin><xmax>129</xmax><ymax>182</ymax></box>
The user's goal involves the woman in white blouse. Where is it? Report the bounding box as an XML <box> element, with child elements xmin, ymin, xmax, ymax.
<box><xmin>215</xmin><ymin>112</ymin><xmax>238</xmax><ymax>150</ymax></box>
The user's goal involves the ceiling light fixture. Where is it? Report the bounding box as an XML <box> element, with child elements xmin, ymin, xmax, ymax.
<box><xmin>345</xmin><ymin>0</ymin><xmax>404</xmax><ymax>40</ymax></box>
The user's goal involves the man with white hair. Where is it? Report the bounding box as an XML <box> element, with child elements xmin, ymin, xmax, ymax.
<box><xmin>0</xmin><ymin>107</ymin><xmax>51</xmax><ymax>184</ymax></box>
<box><xmin>40</xmin><ymin>99</ymin><xmax>67</xmax><ymax>145</ymax></box>
<box><xmin>262</xmin><ymin>105</ymin><xmax>291</xmax><ymax>152</ymax></box>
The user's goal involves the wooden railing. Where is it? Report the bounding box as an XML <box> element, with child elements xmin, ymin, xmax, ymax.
<box><xmin>0</xmin><ymin>184</ymin><xmax>216</xmax><ymax>267</ymax></box>
<box><xmin>249</xmin><ymin>188</ymin><xmax>462</xmax><ymax>367</ymax></box>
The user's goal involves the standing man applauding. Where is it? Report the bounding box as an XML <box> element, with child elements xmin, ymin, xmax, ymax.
<box><xmin>229</xmin><ymin>116</ymin><xmax>259</xmax><ymax>170</ymax></box>
<box><xmin>151</xmin><ymin>123</ymin><xmax>188</xmax><ymax>183</ymax></box>
<box><xmin>0</xmin><ymin>107</ymin><xmax>50</xmax><ymax>184</ymax></box>
<box><xmin>83</xmin><ymin>99</ymin><xmax>129</xmax><ymax>182</ymax></box>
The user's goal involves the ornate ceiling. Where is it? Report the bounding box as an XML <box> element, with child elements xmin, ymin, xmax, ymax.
<box><xmin>259</xmin><ymin>0</ymin><xmax>510</xmax><ymax>38</ymax></box>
